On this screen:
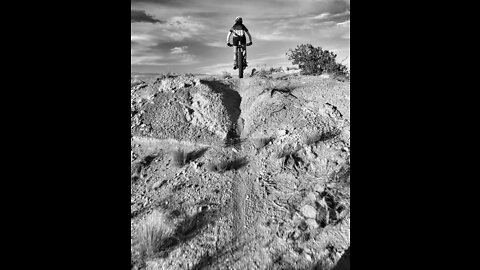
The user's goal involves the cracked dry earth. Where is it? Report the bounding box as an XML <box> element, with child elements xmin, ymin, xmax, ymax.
<box><xmin>131</xmin><ymin>73</ymin><xmax>350</xmax><ymax>270</ymax></box>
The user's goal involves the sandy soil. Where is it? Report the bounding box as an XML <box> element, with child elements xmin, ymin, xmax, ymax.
<box><xmin>131</xmin><ymin>72</ymin><xmax>350</xmax><ymax>270</ymax></box>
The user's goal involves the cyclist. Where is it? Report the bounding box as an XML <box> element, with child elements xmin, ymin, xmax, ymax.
<box><xmin>227</xmin><ymin>16</ymin><xmax>252</xmax><ymax>69</ymax></box>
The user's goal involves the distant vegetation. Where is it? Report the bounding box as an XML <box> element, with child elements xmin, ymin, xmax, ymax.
<box><xmin>286</xmin><ymin>44</ymin><xmax>349</xmax><ymax>78</ymax></box>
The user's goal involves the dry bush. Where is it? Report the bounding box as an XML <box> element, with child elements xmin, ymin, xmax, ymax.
<box><xmin>136</xmin><ymin>210</ymin><xmax>174</xmax><ymax>258</ymax></box>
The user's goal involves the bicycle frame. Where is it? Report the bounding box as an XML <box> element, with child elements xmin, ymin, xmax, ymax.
<box><xmin>233</xmin><ymin>43</ymin><xmax>251</xmax><ymax>78</ymax></box>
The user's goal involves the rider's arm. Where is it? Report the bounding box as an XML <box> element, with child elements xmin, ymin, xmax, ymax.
<box><xmin>246</xmin><ymin>30</ymin><xmax>252</xmax><ymax>43</ymax></box>
<box><xmin>226</xmin><ymin>31</ymin><xmax>233</xmax><ymax>43</ymax></box>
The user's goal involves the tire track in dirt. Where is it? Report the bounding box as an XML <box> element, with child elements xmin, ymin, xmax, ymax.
<box><xmin>231</xmin><ymin>173</ymin><xmax>246</xmax><ymax>243</ymax></box>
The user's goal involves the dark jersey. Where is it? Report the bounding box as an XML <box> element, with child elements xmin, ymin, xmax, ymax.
<box><xmin>230</xmin><ymin>23</ymin><xmax>249</xmax><ymax>37</ymax></box>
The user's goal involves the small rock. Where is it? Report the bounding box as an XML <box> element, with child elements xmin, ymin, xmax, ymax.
<box><xmin>298</xmin><ymin>220</ymin><xmax>308</xmax><ymax>231</ymax></box>
<box><xmin>305</xmin><ymin>219</ymin><xmax>319</xmax><ymax>230</ymax></box>
<box><xmin>151</xmin><ymin>181</ymin><xmax>162</xmax><ymax>189</ymax></box>
<box><xmin>278</xmin><ymin>129</ymin><xmax>287</xmax><ymax>136</ymax></box>
<box><xmin>300</xmin><ymin>205</ymin><xmax>317</xmax><ymax>219</ymax></box>
<box><xmin>317</xmin><ymin>197</ymin><xmax>328</xmax><ymax>208</ymax></box>
<box><xmin>306</xmin><ymin>192</ymin><xmax>316</xmax><ymax>202</ymax></box>
<box><xmin>314</xmin><ymin>184</ymin><xmax>325</xmax><ymax>194</ymax></box>
<box><xmin>304</xmin><ymin>254</ymin><xmax>312</xmax><ymax>261</ymax></box>
<box><xmin>289</xmin><ymin>229</ymin><xmax>301</xmax><ymax>240</ymax></box>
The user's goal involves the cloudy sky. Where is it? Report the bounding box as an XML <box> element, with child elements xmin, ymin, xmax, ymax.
<box><xmin>131</xmin><ymin>0</ymin><xmax>350</xmax><ymax>74</ymax></box>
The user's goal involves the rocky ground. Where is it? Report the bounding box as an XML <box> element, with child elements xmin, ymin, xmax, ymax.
<box><xmin>131</xmin><ymin>71</ymin><xmax>350</xmax><ymax>270</ymax></box>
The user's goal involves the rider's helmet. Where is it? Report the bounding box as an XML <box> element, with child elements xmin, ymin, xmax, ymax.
<box><xmin>235</xmin><ymin>16</ymin><xmax>242</xmax><ymax>23</ymax></box>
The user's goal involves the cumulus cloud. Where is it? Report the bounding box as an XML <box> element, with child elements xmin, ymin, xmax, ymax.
<box><xmin>131</xmin><ymin>10</ymin><xmax>165</xmax><ymax>23</ymax></box>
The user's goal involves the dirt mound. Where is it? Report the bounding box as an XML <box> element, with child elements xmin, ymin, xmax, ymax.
<box><xmin>131</xmin><ymin>73</ymin><xmax>350</xmax><ymax>270</ymax></box>
<box><xmin>131</xmin><ymin>75</ymin><xmax>242</xmax><ymax>146</ymax></box>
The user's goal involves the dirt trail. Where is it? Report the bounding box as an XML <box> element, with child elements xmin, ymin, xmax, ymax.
<box><xmin>131</xmin><ymin>73</ymin><xmax>350</xmax><ymax>270</ymax></box>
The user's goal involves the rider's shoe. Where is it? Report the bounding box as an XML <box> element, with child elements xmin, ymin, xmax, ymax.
<box><xmin>233</xmin><ymin>61</ymin><xmax>238</xmax><ymax>70</ymax></box>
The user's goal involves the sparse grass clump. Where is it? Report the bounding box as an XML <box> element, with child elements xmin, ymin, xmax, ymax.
<box><xmin>276</xmin><ymin>145</ymin><xmax>293</xmax><ymax>159</ymax></box>
<box><xmin>251</xmin><ymin>65</ymin><xmax>282</xmax><ymax>78</ymax></box>
<box><xmin>221</xmin><ymin>71</ymin><xmax>232</xmax><ymax>79</ymax></box>
<box><xmin>172</xmin><ymin>148</ymin><xmax>209</xmax><ymax>168</ymax></box>
<box><xmin>257</xmin><ymin>68</ymin><xmax>269</xmax><ymax>78</ymax></box>
<box><xmin>136</xmin><ymin>210</ymin><xmax>174</xmax><ymax>258</ymax></box>
<box><xmin>131</xmin><ymin>153</ymin><xmax>159</xmax><ymax>181</ymax></box>
<box><xmin>276</xmin><ymin>145</ymin><xmax>304</xmax><ymax>170</ymax></box>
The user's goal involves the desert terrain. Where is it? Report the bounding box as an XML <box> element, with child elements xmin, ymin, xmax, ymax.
<box><xmin>131</xmin><ymin>69</ymin><xmax>350</xmax><ymax>270</ymax></box>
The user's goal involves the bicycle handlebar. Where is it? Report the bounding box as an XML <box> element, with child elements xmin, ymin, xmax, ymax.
<box><xmin>230</xmin><ymin>43</ymin><xmax>252</xmax><ymax>47</ymax></box>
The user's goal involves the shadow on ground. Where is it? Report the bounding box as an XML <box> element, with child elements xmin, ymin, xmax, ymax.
<box><xmin>201</xmin><ymin>80</ymin><xmax>242</xmax><ymax>126</ymax></box>
<box><xmin>331</xmin><ymin>247</ymin><xmax>350</xmax><ymax>270</ymax></box>
<box><xmin>208</xmin><ymin>157</ymin><xmax>249</xmax><ymax>173</ymax></box>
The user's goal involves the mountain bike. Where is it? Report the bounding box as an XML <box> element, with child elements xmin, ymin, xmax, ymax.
<box><xmin>231</xmin><ymin>43</ymin><xmax>251</xmax><ymax>78</ymax></box>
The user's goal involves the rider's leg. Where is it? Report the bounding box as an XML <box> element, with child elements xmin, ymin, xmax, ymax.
<box><xmin>243</xmin><ymin>45</ymin><xmax>247</xmax><ymax>66</ymax></box>
<box><xmin>233</xmin><ymin>46</ymin><xmax>237</xmax><ymax>68</ymax></box>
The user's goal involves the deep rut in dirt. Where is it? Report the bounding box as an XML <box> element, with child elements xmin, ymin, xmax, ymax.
<box><xmin>200</xmin><ymin>80</ymin><xmax>243</xmax><ymax>146</ymax></box>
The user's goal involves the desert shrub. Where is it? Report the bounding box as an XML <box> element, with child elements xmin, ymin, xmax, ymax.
<box><xmin>136</xmin><ymin>210</ymin><xmax>174</xmax><ymax>258</ymax></box>
<box><xmin>286</xmin><ymin>44</ymin><xmax>349</xmax><ymax>77</ymax></box>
